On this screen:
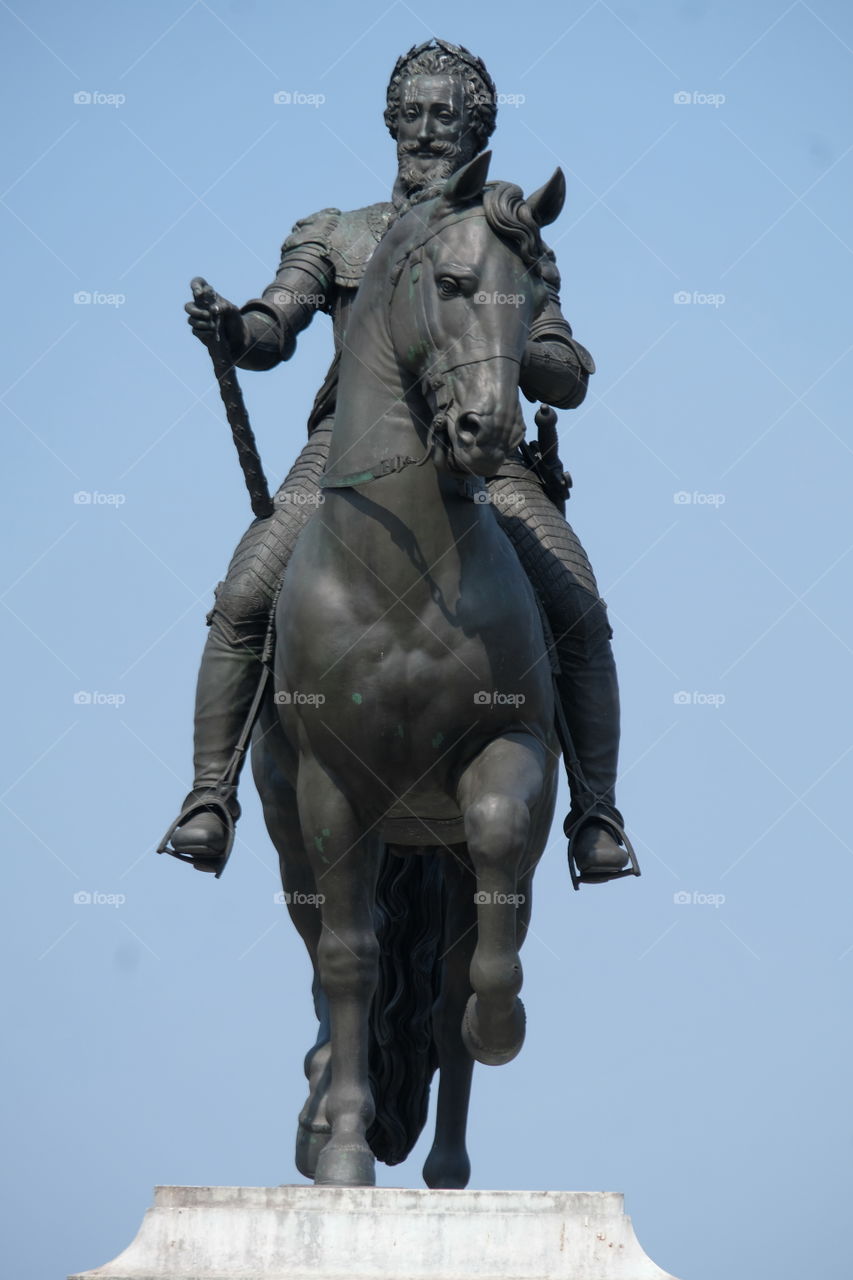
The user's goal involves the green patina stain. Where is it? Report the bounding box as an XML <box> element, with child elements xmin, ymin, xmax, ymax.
<box><xmin>431</xmin><ymin>732</ymin><xmax>445</xmax><ymax>748</ymax></box>
<box><xmin>313</xmin><ymin>828</ymin><xmax>331</xmax><ymax>854</ymax></box>
<box><xmin>406</xmin><ymin>339</ymin><xmax>430</xmax><ymax>365</ymax></box>
<box><xmin>395</xmin><ymin>723</ymin><xmax>405</xmax><ymax>739</ymax></box>
<box><xmin>352</xmin><ymin>693</ymin><xmax>363</xmax><ymax>705</ymax></box>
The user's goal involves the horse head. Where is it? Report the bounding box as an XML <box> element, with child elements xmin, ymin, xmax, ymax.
<box><xmin>389</xmin><ymin>151</ymin><xmax>566</xmax><ymax>477</ymax></box>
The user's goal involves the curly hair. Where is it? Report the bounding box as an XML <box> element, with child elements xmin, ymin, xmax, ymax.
<box><xmin>384</xmin><ymin>39</ymin><xmax>497</xmax><ymax>154</ymax></box>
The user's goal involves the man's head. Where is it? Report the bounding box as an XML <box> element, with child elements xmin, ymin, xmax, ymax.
<box><xmin>385</xmin><ymin>40</ymin><xmax>497</xmax><ymax>198</ymax></box>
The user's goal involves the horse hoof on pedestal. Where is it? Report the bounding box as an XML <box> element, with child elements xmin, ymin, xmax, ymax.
<box><xmin>423</xmin><ymin>1146</ymin><xmax>471</xmax><ymax>1189</ymax></box>
<box><xmin>461</xmin><ymin>993</ymin><xmax>526</xmax><ymax>1066</ymax></box>
<box><xmin>295</xmin><ymin>1119</ymin><xmax>331</xmax><ymax>1180</ymax></box>
<box><xmin>314</xmin><ymin>1140</ymin><xmax>376</xmax><ymax>1187</ymax></box>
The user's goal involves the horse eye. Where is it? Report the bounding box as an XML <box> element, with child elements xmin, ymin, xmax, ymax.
<box><xmin>437</xmin><ymin>276</ymin><xmax>459</xmax><ymax>298</ymax></box>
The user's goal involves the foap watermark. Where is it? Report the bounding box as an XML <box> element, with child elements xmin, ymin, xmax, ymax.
<box><xmin>474</xmin><ymin>290</ymin><xmax>526</xmax><ymax>308</ymax></box>
<box><xmin>73</xmin><ymin>291</ymin><xmax>126</xmax><ymax>307</ymax></box>
<box><xmin>274</xmin><ymin>890</ymin><xmax>326</xmax><ymax>906</ymax></box>
<box><xmin>274</xmin><ymin>690</ymin><xmax>326</xmax><ymax>706</ymax></box>
<box><xmin>472</xmin><ymin>489</ymin><xmax>524</xmax><ymax>509</ymax></box>
<box><xmin>271</xmin><ymin>289</ymin><xmax>326</xmax><ymax>308</ymax></box>
<box><xmin>73</xmin><ymin>690</ymin><xmax>126</xmax><ymax>707</ymax></box>
<box><xmin>673</xmin><ymin>690</ymin><xmax>726</xmax><ymax>708</ymax></box>
<box><xmin>273</xmin><ymin>90</ymin><xmax>325</xmax><ymax>107</ymax></box>
<box><xmin>673</xmin><ymin>889</ymin><xmax>726</xmax><ymax>908</ymax></box>
<box><xmin>474</xmin><ymin>890</ymin><xmax>526</xmax><ymax>906</ymax></box>
<box><xmin>474</xmin><ymin>690</ymin><xmax>526</xmax><ymax>707</ymax></box>
<box><xmin>495</xmin><ymin>92</ymin><xmax>526</xmax><ymax>108</ymax></box>
<box><xmin>673</xmin><ymin>290</ymin><xmax>725</xmax><ymax>308</ymax></box>
<box><xmin>673</xmin><ymin>90</ymin><xmax>726</xmax><ymax>108</ymax></box>
<box><xmin>73</xmin><ymin>890</ymin><xmax>126</xmax><ymax>907</ymax></box>
<box><xmin>278</xmin><ymin>491</ymin><xmax>325</xmax><ymax>507</ymax></box>
<box><xmin>73</xmin><ymin>490</ymin><xmax>126</xmax><ymax>506</ymax></box>
<box><xmin>73</xmin><ymin>90</ymin><xmax>126</xmax><ymax>108</ymax></box>
<box><xmin>673</xmin><ymin>490</ymin><xmax>725</xmax><ymax>507</ymax></box>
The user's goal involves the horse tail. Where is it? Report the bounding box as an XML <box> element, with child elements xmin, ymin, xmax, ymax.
<box><xmin>367</xmin><ymin>847</ymin><xmax>445</xmax><ymax>1165</ymax></box>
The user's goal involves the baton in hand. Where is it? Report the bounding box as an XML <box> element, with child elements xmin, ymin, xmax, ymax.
<box><xmin>191</xmin><ymin>277</ymin><xmax>274</xmax><ymax>521</ymax></box>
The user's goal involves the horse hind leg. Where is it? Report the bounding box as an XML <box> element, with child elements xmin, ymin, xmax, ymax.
<box><xmin>423</xmin><ymin>849</ymin><xmax>476</xmax><ymax>1190</ymax></box>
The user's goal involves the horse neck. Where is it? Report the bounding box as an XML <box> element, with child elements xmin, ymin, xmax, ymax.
<box><xmin>321</xmin><ymin>297</ymin><xmax>487</xmax><ymax>580</ymax></box>
<box><xmin>325</xmin><ymin>291</ymin><xmax>449</xmax><ymax>496</ymax></box>
<box><xmin>324</xmin><ymin>293</ymin><xmax>424</xmax><ymax>480</ymax></box>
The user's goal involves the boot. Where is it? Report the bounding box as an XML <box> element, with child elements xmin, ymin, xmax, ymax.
<box><xmin>159</xmin><ymin>625</ymin><xmax>263</xmax><ymax>876</ymax></box>
<box><xmin>556</xmin><ymin>630</ymin><xmax>634</xmax><ymax>884</ymax></box>
<box><xmin>565</xmin><ymin>810</ymin><xmax>629</xmax><ymax>882</ymax></box>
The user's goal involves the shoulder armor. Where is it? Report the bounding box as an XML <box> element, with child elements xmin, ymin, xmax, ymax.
<box><xmin>280</xmin><ymin>206</ymin><xmax>341</xmax><ymax>261</ymax></box>
<box><xmin>326</xmin><ymin>203</ymin><xmax>395</xmax><ymax>288</ymax></box>
<box><xmin>567</xmin><ymin>336</ymin><xmax>595</xmax><ymax>375</ymax></box>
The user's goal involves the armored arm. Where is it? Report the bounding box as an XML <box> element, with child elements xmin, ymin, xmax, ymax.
<box><xmin>232</xmin><ymin>208</ymin><xmax>340</xmax><ymax>372</ymax></box>
<box><xmin>519</xmin><ymin>247</ymin><xmax>595</xmax><ymax>411</ymax></box>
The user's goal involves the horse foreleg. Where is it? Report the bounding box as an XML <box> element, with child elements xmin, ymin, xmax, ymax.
<box><xmin>297</xmin><ymin>754</ymin><xmax>381</xmax><ymax>1187</ymax></box>
<box><xmin>276</xmin><ymin>847</ymin><xmax>332</xmax><ymax>1178</ymax></box>
<box><xmin>423</xmin><ymin>850</ymin><xmax>476</xmax><ymax>1189</ymax></box>
<box><xmin>457</xmin><ymin>735</ymin><xmax>548</xmax><ymax>1066</ymax></box>
<box><xmin>252</xmin><ymin>732</ymin><xmax>332</xmax><ymax>1178</ymax></box>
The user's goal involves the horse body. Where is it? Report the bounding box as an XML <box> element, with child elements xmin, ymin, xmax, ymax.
<box><xmin>277</xmin><ymin>465</ymin><xmax>555</xmax><ymax>829</ymax></box>
<box><xmin>253</xmin><ymin>153</ymin><xmax>565</xmax><ymax>1188</ymax></box>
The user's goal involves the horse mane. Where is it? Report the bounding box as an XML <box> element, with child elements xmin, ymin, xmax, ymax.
<box><xmin>481</xmin><ymin>181</ymin><xmax>546</xmax><ymax>274</ymax></box>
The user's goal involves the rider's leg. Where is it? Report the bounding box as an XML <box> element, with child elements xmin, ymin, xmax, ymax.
<box><xmin>487</xmin><ymin>470</ymin><xmax>627</xmax><ymax>878</ymax></box>
<box><xmin>164</xmin><ymin>425</ymin><xmax>332</xmax><ymax>869</ymax></box>
<box><xmin>167</xmin><ymin>560</ymin><xmax>272</xmax><ymax>867</ymax></box>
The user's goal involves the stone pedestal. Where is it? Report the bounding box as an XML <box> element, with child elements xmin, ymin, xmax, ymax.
<box><xmin>69</xmin><ymin>1185</ymin><xmax>681</xmax><ymax>1279</ymax></box>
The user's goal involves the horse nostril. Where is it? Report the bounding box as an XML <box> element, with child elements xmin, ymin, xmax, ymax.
<box><xmin>456</xmin><ymin>412</ymin><xmax>481</xmax><ymax>446</ymax></box>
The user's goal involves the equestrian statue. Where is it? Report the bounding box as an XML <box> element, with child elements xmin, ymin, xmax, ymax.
<box><xmin>158</xmin><ymin>39</ymin><xmax>639</xmax><ymax>1188</ymax></box>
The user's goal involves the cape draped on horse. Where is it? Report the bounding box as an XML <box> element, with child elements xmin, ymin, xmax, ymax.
<box><xmin>252</xmin><ymin>152</ymin><xmax>568</xmax><ymax>1188</ymax></box>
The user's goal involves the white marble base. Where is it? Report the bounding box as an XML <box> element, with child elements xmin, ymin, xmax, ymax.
<box><xmin>69</xmin><ymin>1185</ymin><xmax>682</xmax><ymax>1279</ymax></box>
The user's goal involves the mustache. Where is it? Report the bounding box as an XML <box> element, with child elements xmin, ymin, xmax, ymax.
<box><xmin>398</xmin><ymin>138</ymin><xmax>462</xmax><ymax>157</ymax></box>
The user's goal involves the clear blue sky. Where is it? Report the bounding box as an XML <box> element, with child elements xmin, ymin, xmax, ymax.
<box><xmin>3</xmin><ymin>3</ymin><xmax>852</xmax><ymax>1278</ymax></box>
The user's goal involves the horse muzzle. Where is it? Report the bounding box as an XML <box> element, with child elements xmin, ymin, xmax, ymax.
<box><xmin>447</xmin><ymin>409</ymin><xmax>525</xmax><ymax>477</ymax></box>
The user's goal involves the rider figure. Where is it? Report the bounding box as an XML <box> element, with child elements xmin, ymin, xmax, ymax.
<box><xmin>161</xmin><ymin>39</ymin><xmax>630</xmax><ymax>884</ymax></box>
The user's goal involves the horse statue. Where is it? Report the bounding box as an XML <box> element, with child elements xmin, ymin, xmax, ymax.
<box><xmin>251</xmin><ymin>151</ymin><xmax>567</xmax><ymax>1189</ymax></box>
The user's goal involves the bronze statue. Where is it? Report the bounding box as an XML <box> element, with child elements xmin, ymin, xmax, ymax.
<box><xmin>158</xmin><ymin>40</ymin><xmax>639</xmax><ymax>1187</ymax></box>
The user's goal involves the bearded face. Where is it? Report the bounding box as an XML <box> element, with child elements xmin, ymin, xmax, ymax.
<box><xmin>394</xmin><ymin>74</ymin><xmax>479</xmax><ymax>198</ymax></box>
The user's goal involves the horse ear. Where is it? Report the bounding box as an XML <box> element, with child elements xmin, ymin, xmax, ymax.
<box><xmin>526</xmin><ymin>167</ymin><xmax>566</xmax><ymax>227</ymax></box>
<box><xmin>441</xmin><ymin>150</ymin><xmax>492</xmax><ymax>207</ymax></box>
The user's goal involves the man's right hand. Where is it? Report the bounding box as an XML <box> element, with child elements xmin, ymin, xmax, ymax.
<box><xmin>185</xmin><ymin>276</ymin><xmax>247</xmax><ymax>355</ymax></box>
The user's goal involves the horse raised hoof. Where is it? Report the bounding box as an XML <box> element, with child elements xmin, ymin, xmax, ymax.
<box><xmin>314</xmin><ymin>1140</ymin><xmax>376</xmax><ymax>1187</ymax></box>
<box><xmin>461</xmin><ymin>993</ymin><xmax>525</xmax><ymax>1066</ymax></box>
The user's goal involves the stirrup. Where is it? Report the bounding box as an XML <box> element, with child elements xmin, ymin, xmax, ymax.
<box><xmin>157</xmin><ymin>794</ymin><xmax>236</xmax><ymax>879</ymax></box>
<box><xmin>566</xmin><ymin>810</ymin><xmax>641</xmax><ymax>891</ymax></box>
<box><xmin>157</xmin><ymin>664</ymin><xmax>272</xmax><ymax>879</ymax></box>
